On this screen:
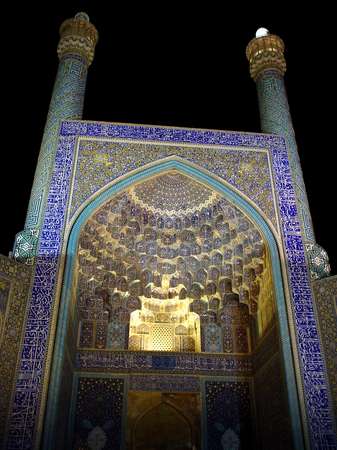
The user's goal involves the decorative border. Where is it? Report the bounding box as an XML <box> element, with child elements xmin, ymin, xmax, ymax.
<box><xmin>312</xmin><ymin>276</ymin><xmax>337</xmax><ymax>422</ymax></box>
<box><xmin>0</xmin><ymin>256</ymin><xmax>32</xmax><ymax>446</ymax></box>
<box><xmin>129</xmin><ymin>374</ymin><xmax>200</xmax><ymax>392</ymax></box>
<box><xmin>5</xmin><ymin>121</ymin><xmax>336</xmax><ymax>450</ymax></box>
<box><xmin>76</xmin><ymin>350</ymin><xmax>253</xmax><ymax>375</ymax></box>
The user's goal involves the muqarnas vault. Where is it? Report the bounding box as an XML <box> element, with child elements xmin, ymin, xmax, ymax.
<box><xmin>0</xmin><ymin>13</ymin><xmax>336</xmax><ymax>450</ymax></box>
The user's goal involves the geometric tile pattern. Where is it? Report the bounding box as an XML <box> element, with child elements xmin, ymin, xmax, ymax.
<box><xmin>306</xmin><ymin>242</ymin><xmax>331</xmax><ymax>280</ymax></box>
<box><xmin>72</xmin><ymin>376</ymin><xmax>124</xmax><ymax>450</ymax></box>
<box><xmin>257</xmin><ymin>70</ymin><xmax>315</xmax><ymax>242</ymax></box>
<box><xmin>313</xmin><ymin>276</ymin><xmax>337</xmax><ymax>423</ymax></box>
<box><xmin>257</xmin><ymin>69</ymin><xmax>331</xmax><ymax>279</ymax></box>
<box><xmin>204</xmin><ymin>379</ymin><xmax>253</xmax><ymax>450</ymax></box>
<box><xmin>5</xmin><ymin>122</ymin><xmax>337</xmax><ymax>449</ymax></box>
<box><xmin>13</xmin><ymin>228</ymin><xmax>39</xmax><ymax>264</ymax></box>
<box><xmin>24</xmin><ymin>56</ymin><xmax>87</xmax><ymax>231</ymax></box>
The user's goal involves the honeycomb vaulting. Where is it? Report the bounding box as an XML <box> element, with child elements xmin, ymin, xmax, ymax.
<box><xmin>76</xmin><ymin>172</ymin><xmax>274</xmax><ymax>353</ymax></box>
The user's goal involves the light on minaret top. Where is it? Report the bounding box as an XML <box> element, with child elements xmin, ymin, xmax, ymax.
<box><xmin>255</xmin><ymin>27</ymin><xmax>269</xmax><ymax>38</ymax></box>
<box><xmin>246</xmin><ymin>28</ymin><xmax>286</xmax><ymax>81</ymax></box>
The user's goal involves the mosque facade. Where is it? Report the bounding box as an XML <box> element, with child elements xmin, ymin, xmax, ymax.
<box><xmin>0</xmin><ymin>13</ymin><xmax>336</xmax><ymax>450</ymax></box>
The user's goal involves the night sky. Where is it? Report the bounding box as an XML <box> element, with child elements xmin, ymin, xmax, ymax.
<box><xmin>2</xmin><ymin>3</ymin><xmax>336</xmax><ymax>273</ymax></box>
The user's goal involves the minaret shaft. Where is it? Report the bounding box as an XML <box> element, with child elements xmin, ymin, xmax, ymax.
<box><xmin>13</xmin><ymin>13</ymin><xmax>98</xmax><ymax>263</ymax></box>
<box><xmin>25</xmin><ymin>55</ymin><xmax>87</xmax><ymax>230</ymax></box>
<box><xmin>256</xmin><ymin>70</ymin><xmax>314</xmax><ymax>240</ymax></box>
<box><xmin>246</xmin><ymin>32</ymin><xmax>330</xmax><ymax>280</ymax></box>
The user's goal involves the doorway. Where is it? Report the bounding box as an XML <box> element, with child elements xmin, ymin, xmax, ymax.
<box><xmin>126</xmin><ymin>392</ymin><xmax>201</xmax><ymax>450</ymax></box>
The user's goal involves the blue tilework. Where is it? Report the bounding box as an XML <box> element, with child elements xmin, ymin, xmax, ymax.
<box><xmin>70</xmin><ymin>140</ymin><xmax>276</xmax><ymax>229</ymax></box>
<box><xmin>204</xmin><ymin>380</ymin><xmax>252</xmax><ymax>450</ymax></box>
<box><xmin>257</xmin><ymin>70</ymin><xmax>315</xmax><ymax>242</ymax></box>
<box><xmin>5</xmin><ymin>121</ymin><xmax>336</xmax><ymax>450</ymax></box>
<box><xmin>24</xmin><ymin>56</ymin><xmax>87</xmax><ymax>231</ymax></box>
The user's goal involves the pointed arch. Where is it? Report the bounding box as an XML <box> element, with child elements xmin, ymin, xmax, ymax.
<box><xmin>44</xmin><ymin>157</ymin><xmax>304</xmax><ymax>450</ymax></box>
<box><xmin>132</xmin><ymin>399</ymin><xmax>194</xmax><ymax>450</ymax></box>
<box><xmin>67</xmin><ymin>156</ymin><xmax>279</xmax><ymax>239</ymax></box>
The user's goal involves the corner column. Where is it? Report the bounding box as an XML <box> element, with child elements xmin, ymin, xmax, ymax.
<box><xmin>13</xmin><ymin>12</ymin><xmax>98</xmax><ymax>263</ymax></box>
<box><xmin>246</xmin><ymin>29</ymin><xmax>330</xmax><ymax>280</ymax></box>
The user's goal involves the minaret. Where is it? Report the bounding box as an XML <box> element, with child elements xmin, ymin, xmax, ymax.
<box><xmin>246</xmin><ymin>28</ymin><xmax>330</xmax><ymax>280</ymax></box>
<box><xmin>13</xmin><ymin>12</ymin><xmax>98</xmax><ymax>263</ymax></box>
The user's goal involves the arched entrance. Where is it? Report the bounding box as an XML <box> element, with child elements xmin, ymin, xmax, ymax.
<box><xmin>135</xmin><ymin>402</ymin><xmax>191</xmax><ymax>450</ymax></box>
<box><xmin>128</xmin><ymin>392</ymin><xmax>199</xmax><ymax>450</ymax></box>
<box><xmin>43</xmin><ymin>159</ymin><xmax>303</xmax><ymax>450</ymax></box>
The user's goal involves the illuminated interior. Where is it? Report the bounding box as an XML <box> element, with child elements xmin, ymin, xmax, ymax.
<box><xmin>75</xmin><ymin>171</ymin><xmax>276</xmax><ymax>354</ymax></box>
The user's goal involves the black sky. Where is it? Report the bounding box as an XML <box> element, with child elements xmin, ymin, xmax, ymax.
<box><xmin>1</xmin><ymin>3</ymin><xmax>336</xmax><ymax>273</ymax></box>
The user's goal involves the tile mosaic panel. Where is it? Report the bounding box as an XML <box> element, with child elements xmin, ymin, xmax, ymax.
<box><xmin>0</xmin><ymin>255</ymin><xmax>32</xmax><ymax>446</ymax></box>
<box><xmin>204</xmin><ymin>379</ymin><xmax>253</xmax><ymax>450</ymax></box>
<box><xmin>313</xmin><ymin>276</ymin><xmax>337</xmax><ymax>422</ymax></box>
<box><xmin>72</xmin><ymin>376</ymin><xmax>125</xmax><ymax>450</ymax></box>
<box><xmin>24</xmin><ymin>56</ymin><xmax>87</xmax><ymax>231</ymax></box>
<box><xmin>257</xmin><ymin>71</ymin><xmax>314</xmax><ymax>242</ymax></box>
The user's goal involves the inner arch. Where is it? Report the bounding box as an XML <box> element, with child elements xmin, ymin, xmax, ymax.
<box><xmin>76</xmin><ymin>170</ymin><xmax>273</xmax><ymax>353</ymax></box>
<box><xmin>134</xmin><ymin>401</ymin><xmax>193</xmax><ymax>450</ymax></box>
